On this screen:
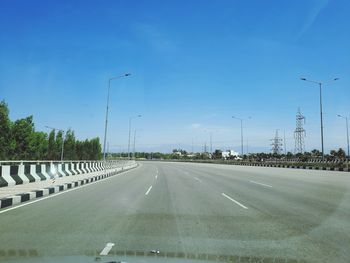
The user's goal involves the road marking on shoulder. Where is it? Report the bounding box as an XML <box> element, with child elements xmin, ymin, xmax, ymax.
<box><xmin>249</xmin><ymin>180</ymin><xmax>272</xmax><ymax>188</ymax></box>
<box><xmin>145</xmin><ymin>185</ymin><xmax>153</xmax><ymax>195</ymax></box>
<box><xmin>155</xmin><ymin>175</ymin><xmax>158</xmax><ymax>179</ymax></box>
<box><xmin>100</xmin><ymin>242</ymin><xmax>115</xmax><ymax>256</ymax></box>
<box><xmin>221</xmin><ymin>193</ymin><xmax>248</xmax><ymax>209</ymax></box>
<box><xmin>194</xmin><ymin>177</ymin><xmax>202</xmax><ymax>183</ymax></box>
<box><xmin>0</xmin><ymin>167</ymin><xmax>138</xmax><ymax>214</ymax></box>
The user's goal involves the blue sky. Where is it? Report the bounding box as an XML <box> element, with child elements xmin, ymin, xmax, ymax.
<box><xmin>0</xmin><ymin>0</ymin><xmax>349</xmax><ymax>153</ymax></box>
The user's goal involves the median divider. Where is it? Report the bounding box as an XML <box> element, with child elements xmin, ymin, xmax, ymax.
<box><xmin>161</xmin><ymin>159</ymin><xmax>349</xmax><ymax>172</ymax></box>
<box><xmin>224</xmin><ymin>161</ymin><xmax>349</xmax><ymax>172</ymax></box>
<box><xmin>0</xmin><ymin>160</ymin><xmax>138</xmax><ymax>210</ymax></box>
<box><xmin>231</xmin><ymin>162</ymin><xmax>349</xmax><ymax>172</ymax></box>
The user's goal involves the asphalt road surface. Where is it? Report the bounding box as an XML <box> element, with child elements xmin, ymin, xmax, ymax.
<box><xmin>0</xmin><ymin>161</ymin><xmax>349</xmax><ymax>263</ymax></box>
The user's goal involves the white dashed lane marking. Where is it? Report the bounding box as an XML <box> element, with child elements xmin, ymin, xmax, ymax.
<box><xmin>222</xmin><ymin>193</ymin><xmax>248</xmax><ymax>209</ymax></box>
<box><xmin>249</xmin><ymin>180</ymin><xmax>272</xmax><ymax>188</ymax></box>
<box><xmin>194</xmin><ymin>177</ymin><xmax>202</xmax><ymax>183</ymax></box>
<box><xmin>100</xmin><ymin>242</ymin><xmax>115</xmax><ymax>256</ymax></box>
<box><xmin>145</xmin><ymin>186</ymin><xmax>153</xmax><ymax>195</ymax></box>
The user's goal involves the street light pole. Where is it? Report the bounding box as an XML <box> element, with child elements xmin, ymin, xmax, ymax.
<box><xmin>300</xmin><ymin>77</ymin><xmax>339</xmax><ymax>161</ymax></box>
<box><xmin>45</xmin><ymin>126</ymin><xmax>65</xmax><ymax>162</ymax></box>
<box><xmin>319</xmin><ymin>82</ymin><xmax>325</xmax><ymax>160</ymax></box>
<box><xmin>346</xmin><ymin>117</ymin><xmax>349</xmax><ymax>157</ymax></box>
<box><xmin>128</xmin><ymin>118</ymin><xmax>131</xmax><ymax>159</ymax></box>
<box><xmin>132</xmin><ymin>129</ymin><xmax>143</xmax><ymax>159</ymax></box>
<box><xmin>191</xmin><ymin>137</ymin><xmax>194</xmax><ymax>153</ymax></box>
<box><xmin>232</xmin><ymin>116</ymin><xmax>244</xmax><ymax>156</ymax></box>
<box><xmin>337</xmin><ymin>115</ymin><xmax>349</xmax><ymax>157</ymax></box>
<box><xmin>128</xmin><ymin>115</ymin><xmax>141</xmax><ymax>159</ymax></box>
<box><xmin>103</xmin><ymin>73</ymin><xmax>130</xmax><ymax>161</ymax></box>
<box><xmin>210</xmin><ymin>132</ymin><xmax>213</xmax><ymax>153</ymax></box>
<box><xmin>240</xmin><ymin>119</ymin><xmax>243</xmax><ymax>156</ymax></box>
<box><xmin>133</xmin><ymin>129</ymin><xmax>137</xmax><ymax>159</ymax></box>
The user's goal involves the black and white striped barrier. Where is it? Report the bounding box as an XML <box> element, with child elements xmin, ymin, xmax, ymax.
<box><xmin>0</xmin><ymin>161</ymin><xmax>137</xmax><ymax>209</ymax></box>
<box><xmin>0</xmin><ymin>160</ymin><xmax>132</xmax><ymax>188</ymax></box>
<box><xmin>229</xmin><ymin>162</ymin><xmax>349</xmax><ymax>172</ymax></box>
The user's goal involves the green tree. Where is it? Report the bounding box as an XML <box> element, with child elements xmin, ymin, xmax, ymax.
<box><xmin>75</xmin><ymin>140</ymin><xmax>83</xmax><ymax>160</ymax></box>
<box><xmin>64</xmin><ymin>129</ymin><xmax>76</xmax><ymax>160</ymax></box>
<box><xmin>77</xmin><ymin>139</ymin><xmax>90</xmax><ymax>160</ymax></box>
<box><xmin>11</xmin><ymin>116</ymin><xmax>35</xmax><ymax>159</ymax></box>
<box><xmin>0</xmin><ymin>101</ymin><xmax>14</xmax><ymax>159</ymax></box>
<box><xmin>47</xmin><ymin>130</ymin><xmax>56</xmax><ymax>160</ymax></box>
<box><xmin>151</xmin><ymin>152</ymin><xmax>163</xmax><ymax>159</ymax></box>
<box><xmin>89</xmin><ymin>137</ymin><xmax>102</xmax><ymax>160</ymax></box>
<box><xmin>286</xmin><ymin>152</ymin><xmax>294</xmax><ymax>158</ymax></box>
<box><xmin>330</xmin><ymin>149</ymin><xmax>337</xmax><ymax>160</ymax></box>
<box><xmin>0</xmin><ymin>100</ymin><xmax>103</xmax><ymax>161</ymax></box>
<box><xmin>29</xmin><ymin>132</ymin><xmax>48</xmax><ymax>160</ymax></box>
<box><xmin>331</xmin><ymin>148</ymin><xmax>346</xmax><ymax>160</ymax></box>
<box><xmin>338</xmin><ymin>148</ymin><xmax>346</xmax><ymax>159</ymax></box>
<box><xmin>311</xmin><ymin>149</ymin><xmax>321</xmax><ymax>157</ymax></box>
<box><xmin>55</xmin><ymin>130</ymin><xmax>64</xmax><ymax>160</ymax></box>
<box><xmin>213</xmin><ymin>149</ymin><xmax>222</xmax><ymax>159</ymax></box>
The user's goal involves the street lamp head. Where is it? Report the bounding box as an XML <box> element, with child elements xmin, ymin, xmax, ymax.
<box><xmin>300</xmin><ymin>77</ymin><xmax>307</xmax><ymax>81</ymax></box>
<box><xmin>334</xmin><ymin>78</ymin><xmax>339</xmax><ymax>81</ymax></box>
<box><xmin>138</xmin><ymin>114</ymin><xmax>142</xmax><ymax>117</ymax></box>
<box><xmin>124</xmin><ymin>73</ymin><xmax>131</xmax><ymax>77</ymax></box>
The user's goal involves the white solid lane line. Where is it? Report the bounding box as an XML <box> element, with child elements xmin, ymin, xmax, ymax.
<box><xmin>249</xmin><ymin>180</ymin><xmax>272</xmax><ymax>188</ymax></box>
<box><xmin>221</xmin><ymin>193</ymin><xmax>248</xmax><ymax>209</ymax></box>
<box><xmin>145</xmin><ymin>185</ymin><xmax>153</xmax><ymax>195</ymax></box>
<box><xmin>194</xmin><ymin>177</ymin><xmax>202</xmax><ymax>183</ymax></box>
<box><xmin>100</xmin><ymin>242</ymin><xmax>115</xmax><ymax>256</ymax></box>
<box><xmin>155</xmin><ymin>175</ymin><xmax>158</xmax><ymax>179</ymax></box>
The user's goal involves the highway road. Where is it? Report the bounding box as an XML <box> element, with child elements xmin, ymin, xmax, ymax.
<box><xmin>0</xmin><ymin>161</ymin><xmax>349</xmax><ymax>263</ymax></box>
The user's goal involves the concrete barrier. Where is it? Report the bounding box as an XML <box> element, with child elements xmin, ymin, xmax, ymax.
<box><xmin>225</xmin><ymin>162</ymin><xmax>350</xmax><ymax>172</ymax></box>
<box><xmin>0</xmin><ymin>160</ymin><xmax>134</xmax><ymax>188</ymax></box>
<box><xmin>70</xmin><ymin>163</ymin><xmax>78</xmax><ymax>175</ymax></box>
<box><xmin>0</xmin><ymin>160</ymin><xmax>138</xmax><ymax>209</ymax></box>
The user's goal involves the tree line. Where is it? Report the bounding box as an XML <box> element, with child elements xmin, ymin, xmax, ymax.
<box><xmin>110</xmin><ymin>148</ymin><xmax>347</xmax><ymax>162</ymax></box>
<box><xmin>0</xmin><ymin>100</ymin><xmax>102</xmax><ymax>160</ymax></box>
